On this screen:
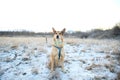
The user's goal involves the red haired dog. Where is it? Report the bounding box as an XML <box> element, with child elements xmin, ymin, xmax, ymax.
<box><xmin>49</xmin><ymin>28</ymin><xmax>66</xmax><ymax>72</ymax></box>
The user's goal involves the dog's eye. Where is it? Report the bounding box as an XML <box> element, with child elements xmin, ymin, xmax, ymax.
<box><xmin>59</xmin><ymin>33</ymin><xmax>61</xmax><ymax>35</ymax></box>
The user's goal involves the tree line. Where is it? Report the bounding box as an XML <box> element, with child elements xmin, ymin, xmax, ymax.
<box><xmin>0</xmin><ymin>23</ymin><xmax>120</xmax><ymax>39</ymax></box>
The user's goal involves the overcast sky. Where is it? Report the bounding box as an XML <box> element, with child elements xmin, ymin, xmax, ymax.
<box><xmin>0</xmin><ymin>0</ymin><xmax>120</xmax><ymax>32</ymax></box>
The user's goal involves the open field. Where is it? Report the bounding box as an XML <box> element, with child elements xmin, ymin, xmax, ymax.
<box><xmin>0</xmin><ymin>37</ymin><xmax>120</xmax><ymax>80</ymax></box>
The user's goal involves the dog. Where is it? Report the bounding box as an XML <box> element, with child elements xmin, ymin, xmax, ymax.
<box><xmin>49</xmin><ymin>27</ymin><xmax>66</xmax><ymax>72</ymax></box>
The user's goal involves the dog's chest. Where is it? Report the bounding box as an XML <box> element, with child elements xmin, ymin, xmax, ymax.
<box><xmin>52</xmin><ymin>47</ymin><xmax>64</xmax><ymax>56</ymax></box>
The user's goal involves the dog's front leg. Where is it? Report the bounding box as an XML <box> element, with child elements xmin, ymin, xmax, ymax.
<box><xmin>50</xmin><ymin>56</ymin><xmax>54</xmax><ymax>72</ymax></box>
<box><xmin>61</xmin><ymin>57</ymin><xmax>64</xmax><ymax>72</ymax></box>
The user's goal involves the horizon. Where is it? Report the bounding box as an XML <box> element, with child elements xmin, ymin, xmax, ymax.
<box><xmin>0</xmin><ymin>0</ymin><xmax>120</xmax><ymax>32</ymax></box>
<box><xmin>0</xmin><ymin>26</ymin><xmax>115</xmax><ymax>33</ymax></box>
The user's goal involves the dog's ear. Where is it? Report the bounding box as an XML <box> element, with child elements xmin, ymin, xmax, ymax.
<box><xmin>52</xmin><ymin>27</ymin><xmax>56</xmax><ymax>34</ymax></box>
<box><xmin>61</xmin><ymin>28</ymin><xmax>66</xmax><ymax>35</ymax></box>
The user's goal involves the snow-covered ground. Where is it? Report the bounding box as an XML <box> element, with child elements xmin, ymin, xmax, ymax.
<box><xmin>0</xmin><ymin>37</ymin><xmax>120</xmax><ymax>80</ymax></box>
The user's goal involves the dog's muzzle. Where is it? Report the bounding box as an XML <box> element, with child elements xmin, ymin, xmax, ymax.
<box><xmin>56</xmin><ymin>35</ymin><xmax>59</xmax><ymax>39</ymax></box>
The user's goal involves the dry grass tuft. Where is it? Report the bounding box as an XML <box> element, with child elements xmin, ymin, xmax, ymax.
<box><xmin>48</xmin><ymin>71</ymin><xmax>61</xmax><ymax>80</ymax></box>
<box><xmin>65</xmin><ymin>38</ymin><xmax>120</xmax><ymax>55</ymax></box>
<box><xmin>22</xmin><ymin>53</ymin><xmax>30</xmax><ymax>61</ymax></box>
<box><xmin>38</xmin><ymin>46</ymin><xmax>47</xmax><ymax>53</ymax></box>
<box><xmin>104</xmin><ymin>64</ymin><xmax>115</xmax><ymax>73</ymax></box>
<box><xmin>117</xmin><ymin>72</ymin><xmax>120</xmax><ymax>80</ymax></box>
<box><xmin>31</xmin><ymin>67</ymin><xmax>39</xmax><ymax>74</ymax></box>
<box><xmin>86</xmin><ymin>64</ymin><xmax>102</xmax><ymax>70</ymax></box>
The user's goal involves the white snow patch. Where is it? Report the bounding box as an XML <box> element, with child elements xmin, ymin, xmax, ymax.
<box><xmin>0</xmin><ymin>41</ymin><xmax>119</xmax><ymax>80</ymax></box>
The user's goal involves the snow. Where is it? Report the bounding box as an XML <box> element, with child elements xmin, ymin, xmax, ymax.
<box><xmin>0</xmin><ymin>38</ymin><xmax>120</xmax><ymax>80</ymax></box>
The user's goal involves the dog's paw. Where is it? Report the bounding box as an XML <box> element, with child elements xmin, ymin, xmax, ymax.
<box><xmin>50</xmin><ymin>69</ymin><xmax>54</xmax><ymax>73</ymax></box>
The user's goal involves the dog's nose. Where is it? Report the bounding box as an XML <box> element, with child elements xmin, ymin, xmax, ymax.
<box><xmin>56</xmin><ymin>35</ymin><xmax>59</xmax><ymax>39</ymax></box>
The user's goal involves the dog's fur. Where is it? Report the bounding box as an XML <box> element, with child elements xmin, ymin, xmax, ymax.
<box><xmin>49</xmin><ymin>28</ymin><xmax>66</xmax><ymax>72</ymax></box>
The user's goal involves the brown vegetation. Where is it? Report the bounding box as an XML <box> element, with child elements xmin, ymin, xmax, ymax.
<box><xmin>0</xmin><ymin>23</ymin><xmax>120</xmax><ymax>39</ymax></box>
